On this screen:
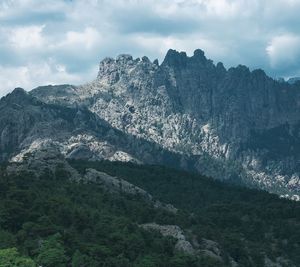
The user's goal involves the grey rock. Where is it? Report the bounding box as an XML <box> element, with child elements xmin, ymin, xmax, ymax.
<box><xmin>7</xmin><ymin>139</ymin><xmax>80</xmax><ymax>180</ymax></box>
<box><xmin>264</xmin><ymin>256</ymin><xmax>296</xmax><ymax>267</ymax></box>
<box><xmin>66</xmin><ymin>144</ymin><xmax>95</xmax><ymax>160</ymax></box>
<box><xmin>201</xmin><ymin>238</ymin><xmax>221</xmax><ymax>257</ymax></box>
<box><xmin>3</xmin><ymin>48</ymin><xmax>300</xmax><ymax>197</ymax></box>
<box><xmin>84</xmin><ymin>169</ymin><xmax>177</xmax><ymax>214</ymax></box>
<box><xmin>84</xmin><ymin>168</ymin><xmax>152</xmax><ymax>197</ymax></box>
<box><xmin>140</xmin><ymin>223</ymin><xmax>228</xmax><ymax>263</ymax></box>
<box><xmin>0</xmin><ymin>88</ymin><xmax>189</xmax><ymax>169</ymax></box>
<box><xmin>287</xmin><ymin>77</ymin><xmax>300</xmax><ymax>85</ymax></box>
<box><xmin>141</xmin><ymin>223</ymin><xmax>185</xmax><ymax>239</ymax></box>
<box><xmin>175</xmin><ymin>240</ymin><xmax>195</xmax><ymax>255</ymax></box>
<box><xmin>140</xmin><ymin>223</ymin><xmax>195</xmax><ymax>255</ymax></box>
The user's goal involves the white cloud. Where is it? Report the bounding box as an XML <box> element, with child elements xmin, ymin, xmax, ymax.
<box><xmin>57</xmin><ymin>27</ymin><xmax>102</xmax><ymax>50</ymax></box>
<box><xmin>0</xmin><ymin>60</ymin><xmax>88</xmax><ymax>95</ymax></box>
<box><xmin>1</xmin><ymin>0</ymin><xmax>300</xmax><ymax>96</ymax></box>
<box><xmin>202</xmin><ymin>0</ymin><xmax>246</xmax><ymax>18</ymax></box>
<box><xmin>133</xmin><ymin>34</ymin><xmax>229</xmax><ymax>62</ymax></box>
<box><xmin>8</xmin><ymin>25</ymin><xmax>45</xmax><ymax>49</ymax></box>
<box><xmin>266</xmin><ymin>34</ymin><xmax>300</xmax><ymax>69</ymax></box>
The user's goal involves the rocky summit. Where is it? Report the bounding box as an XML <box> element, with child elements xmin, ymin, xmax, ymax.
<box><xmin>1</xmin><ymin>49</ymin><xmax>300</xmax><ymax>199</ymax></box>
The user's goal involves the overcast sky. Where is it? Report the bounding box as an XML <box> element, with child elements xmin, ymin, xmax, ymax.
<box><xmin>1</xmin><ymin>0</ymin><xmax>300</xmax><ymax>96</ymax></box>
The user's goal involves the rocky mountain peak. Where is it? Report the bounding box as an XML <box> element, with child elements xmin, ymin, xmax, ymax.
<box><xmin>7</xmin><ymin>87</ymin><xmax>27</xmax><ymax>98</ymax></box>
<box><xmin>97</xmin><ymin>53</ymin><xmax>158</xmax><ymax>86</ymax></box>
<box><xmin>229</xmin><ymin>64</ymin><xmax>250</xmax><ymax>74</ymax></box>
<box><xmin>251</xmin><ymin>68</ymin><xmax>267</xmax><ymax>77</ymax></box>
<box><xmin>12</xmin><ymin>87</ymin><xmax>26</xmax><ymax>94</ymax></box>
<box><xmin>288</xmin><ymin>77</ymin><xmax>300</xmax><ymax>84</ymax></box>
<box><xmin>162</xmin><ymin>49</ymin><xmax>188</xmax><ymax>66</ymax></box>
<box><xmin>192</xmin><ymin>48</ymin><xmax>206</xmax><ymax>61</ymax></box>
<box><xmin>97</xmin><ymin>57</ymin><xmax>120</xmax><ymax>84</ymax></box>
<box><xmin>215</xmin><ymin>62</ymin><xmax>226</xmax><ymax>76</ymax></box>
<box><xmin>18</xmin><ymin>48</ymin><xmax>300</xmax><ymax>199</ymax></box>
<box><xmin>162</xmin><ymin>49</ymin><xmax>213</xmax><ymax>70</ymax></box>
<box><xmin>1</xmin><ymin>87</ymin><xmax>35</xmax><ymax>106</ymax></box>
<box><xmin>116</xmin><ymin>54</ymin><xmax>133</xmax><ymax>63</ymax></box>
<box><xmin>97</xmin><ymin>48</ymin><xmax>211</xmax><ymax>84</ymax></box>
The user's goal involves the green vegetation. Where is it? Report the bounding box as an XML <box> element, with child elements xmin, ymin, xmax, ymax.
<box><xmin>0</xmin><ymin>248</ymin><xmax>35</xmax><ymax>267</ymax></box>
<box><xmin>0</xmin><ymin>161</ymin><xmax>299</xmax><ymax>266</ymax></box>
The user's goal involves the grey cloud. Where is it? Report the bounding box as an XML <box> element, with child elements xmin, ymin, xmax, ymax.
<box><xmin>111</xmin><ymin>10</ymin><xmax>200</xmax><ymax>35</ymax></box>
<box><xmin>1</xmin><ymin>0</ymin><xmax>300</xmax><ymax>96</ymax></box>
<box><xmin>0</xmin><ymin>11</ymin><xmax>66</xmax><ymax>26</ymax></box>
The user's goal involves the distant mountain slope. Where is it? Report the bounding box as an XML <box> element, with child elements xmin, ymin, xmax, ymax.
<box><xmin>288</xmin><ymin>77</ymin><xmax>300</xmax><ymax>85</ymax></box>
<box><xmin>29</xmin><ymin>49</ymin><xmax>300</xmax><ymax>198</ymax></box>
<box><xmin>0</xmin><ymin>87</ymin><xmax>196</xmax><ymax>169</ymax></box>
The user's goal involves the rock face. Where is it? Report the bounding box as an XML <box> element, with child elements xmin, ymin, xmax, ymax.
<box><xmin>0</xmin><ymin>87</ymin><xmax>193</xmax><ymax>170</ymax></box>
<box><xmin>84</xmin><ymin>168</ymin><xmax>177</xmax><ymax>214</ymax></box>
<box><xmin>140</xmin><ymin>223</ymin><xmax>195</xmax><ymax>255</ymax></box>
<box><xmin>1</xmin><ymin>49</ymin><xmax>300</xmax><ymax>197</ymax></box>
<box><xmin>287</xmin><ymin>77</ymin><xmax>300</xmax><ymax>85</ymax></box>
<box><xmin>7</xmin><ymin>138</ymin><xmax>80</xmax><ymax>180</ymax></box>
<box><xmin>140</xmin><ymin>223</ymin><xmax>232</xmax><ymax>264</ymax></box>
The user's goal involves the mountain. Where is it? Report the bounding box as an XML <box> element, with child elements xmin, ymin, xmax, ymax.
<box><xmin>288</xmin><ymin>77</ymin><xmax>300</xmax><ymax>85</ymax></box>
<box><xmin>27</xmin><ymin>49</ymin><xmax>300</xmax><ymax>198</ymax></box>
<box><xmin>0</xmin><ymin>49</ymin><xmax>299</xmax><ymax>198</ymax></box>
<box><xmin>0</xmin><ymin>87</ymin><xmax>199</xmax><ymax>169</ymax></box>
<box><xmin>1</xmin><ymin>49</ymin><xmax>300</xmax><ymax>266</ymax></box>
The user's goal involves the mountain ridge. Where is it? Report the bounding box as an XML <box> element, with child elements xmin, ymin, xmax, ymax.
<box><xmin>1</xmin><ymin>48</ymin><xmax>300</xmax><ymax>198</ymax></box>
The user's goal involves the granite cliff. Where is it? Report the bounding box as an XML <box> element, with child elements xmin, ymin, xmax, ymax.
<box><xmin>1</xmin><ymin>49</ymin><xmax>300</xmax><ymax>198</ymax></box>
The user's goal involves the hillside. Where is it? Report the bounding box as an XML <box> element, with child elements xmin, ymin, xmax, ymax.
<box><xmin>0</xmin><ymin>160</ymin><xmax>299</xmax><ymax>266</ymax></box>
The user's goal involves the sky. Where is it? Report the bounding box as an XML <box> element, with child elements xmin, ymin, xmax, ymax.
<box><xmin>1</xmin><ymin>0</ymin><xmax>300</xmax><ymax>96</ymax></box>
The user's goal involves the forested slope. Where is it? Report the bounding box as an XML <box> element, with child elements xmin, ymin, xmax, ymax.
<box><xmin>0</xmin><ymin>161</ymin><xmax>299</xmax><ymax>266</ymax></box>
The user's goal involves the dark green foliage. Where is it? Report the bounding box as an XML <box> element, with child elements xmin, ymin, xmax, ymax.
<box><xmin>0</xmin><ymin>247</ymin><xmax>36</xmax><ymax>267</ymax></box>
<box><xmin>0</xmin><ymin>165</ymin><xmax>205</xmax><ymax>266</ymax></box>
<box><xmin>70</xmin><ymin>160</ymin><xmax>300</xmax><ymax>266</ymax></box>
<box><xmin>36</xmin><ymin>233</ymin><xmax>68</xmax><ymax>267</ymax></box>
<box><xmin>0</xmin><ymin>161</ymin><xmax>300</xmax><ymax>266</ymax></box>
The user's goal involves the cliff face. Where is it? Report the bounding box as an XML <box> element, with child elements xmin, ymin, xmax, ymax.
<box><xmin>0</xmin><ymin>87</ymin><xmax>199</xmax><ymax>173</ymax></box>
<box><xmin>8</xmin><ymin>49</ymin><xmax>300</xmax><ymax>197</ymax></box>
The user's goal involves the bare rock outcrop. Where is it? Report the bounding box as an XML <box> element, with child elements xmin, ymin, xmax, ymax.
<box><xmin>2</xmin><ymin>48</ymin><xmax>300</xmax><ymax>198</ymax></box>
<box><xmin>84</xmin><ymin>169</ymin><xmax>177</xmax><ymax>214</ymax></box>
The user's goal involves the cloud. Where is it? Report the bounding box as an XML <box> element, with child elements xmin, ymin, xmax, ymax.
<box><xmin>132</xmin><ymin>34</ymin><xmax>229</xmax><ymax>63</ymax></box>
<box><xmin>7</xmin><ymin>25</ymin><xmax>45</xmax><ymax>49</ymax></box>
<box><xmin>1</xmin><ymin>0</ymin><xmax>300</xmax><ymax>96</ymax></box>
<box><xmin>266</xmin><ymin>34</ymin><xmax>300</xmax><ymax>78</ymax></box>
<box><xmin>266</xmin><ymin>34</ymin><xmax>300</xmax><ymax>69</ymax></box>
<box><xmin>0</xmin><ymin>60</ymin><xmax>96</xmax><ymax>95</ymax></box>
<box><xmin>58</xmin><ymin>27</ymin><xmax>102</xmax><ymax>50</ymax></box>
